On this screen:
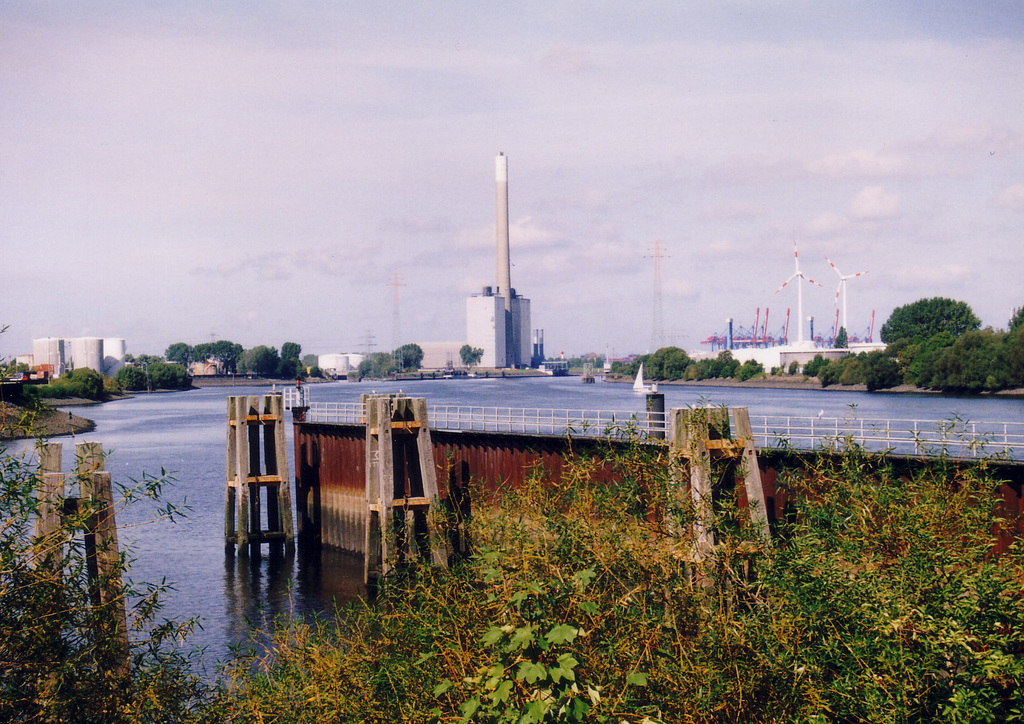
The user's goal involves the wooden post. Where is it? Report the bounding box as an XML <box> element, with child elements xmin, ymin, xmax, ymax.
<box><xmin>731</xmin><ymin>407</ymin><xmax>771</xmax><ymax>542</ymax></box>
<box><xmin>668</xmin><ymin>406</ymin><xmax>770</xmax><ymax>568</ymax></box>
<box><xmin>363</xmin><ymin>394</ymin><xmax>448</xmax><ymax>583</ymax></box>
<box><xmin>35</xmin><ymin>442</ymin><xmax>65</xmax><ymax>565</ymax></box>
<box><xmin>226</xmin><ymin>394</ymin><xmax>295</xmax><ymax>554</ymax></box>
<box><xmin>76</xmin><ymin>442</ymin><xmax>129</xmax><ymax>675</ymax></box>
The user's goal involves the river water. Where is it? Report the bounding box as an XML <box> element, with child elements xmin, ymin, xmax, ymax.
<box><xmin>5</xmin><ymin>377</ymin><xmax>1020</xmax><ymax>670</ymax></box>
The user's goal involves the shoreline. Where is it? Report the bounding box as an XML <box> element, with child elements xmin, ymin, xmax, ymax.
<box><xmin>0</xmin><ymin>401</ymin><xmax>96</xmax><ymax>440</ymax></box>
<box><xmin>602</xmin><ymin>374</ymin><xmax>1024</xmax><ymax>398</ymax></box>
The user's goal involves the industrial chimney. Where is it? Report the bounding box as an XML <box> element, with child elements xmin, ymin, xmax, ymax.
<box><xmin>496</xmin><ymin>152</ymin><xmax>512</xmax><ymax>312</ymax></box>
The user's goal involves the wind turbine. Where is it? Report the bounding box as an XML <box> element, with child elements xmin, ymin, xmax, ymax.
<box><xmin>824</xmin><ymin>256</ymin><xmax>869</xmax><ymax>335</ymax></box>
<box><xmin>775</xmin><ymin>241</ymin><xmax>822</xmax><ymax>346</ymax></box>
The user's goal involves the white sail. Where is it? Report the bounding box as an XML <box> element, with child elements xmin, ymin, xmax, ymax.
<box><xmin>633</xmin><ymin>362</ymin><xmax>658</xmax><ymax>394</ymax></box>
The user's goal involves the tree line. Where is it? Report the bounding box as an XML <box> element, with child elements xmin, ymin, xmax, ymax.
<box><xmin>810</xmin><ymin>297</ymin><xmax>1024</xmax><ymax>393</ymax></box>
<box><xmin>621</xmin><ymin>297</ymin><xmax>1023</xmax><ymax>394</ymax></box>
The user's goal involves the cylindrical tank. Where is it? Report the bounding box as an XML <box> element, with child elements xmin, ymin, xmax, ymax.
<box><xmin>103</xmin><ymin>338</ymin><xmax>126</xmax><ymax>376</ymax></box>
<box><xmin>71</xmin><ymin>337</ymin><xmax>104</xmax><ymax>373</ymax></box>
<box><xmin>32</xmin><ymin>337</ymin><xmax>66</xmax><ymax>376</ymax></box>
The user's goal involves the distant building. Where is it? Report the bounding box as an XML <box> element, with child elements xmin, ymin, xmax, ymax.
<box><xmin>31</xmin><ymin>336</ymin><xmax>127</xmax><ymax>377</ymax></box>
<box><xmin>318</xmin><ymin>353</ymin><xmax>365</xmax><ymax>378</ymax></box>
<box><xmin>419</xmin><ymin>342</ymin><xmax>465</xmax><ymax>370</ymax></box>
<box><xmin>465</xmin><ymin>153</ymin><xmax>533</xmax><ymax>368</ymax></box>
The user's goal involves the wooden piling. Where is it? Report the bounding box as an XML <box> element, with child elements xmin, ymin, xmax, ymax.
<box><xmin>669</xmin><ymin>406</ymin><xmax>770</xmax><ymax>565</ymax></box>
<box><xmin>35</xmin><ymin>442</ymin><xmax>65</xmax><ymax>565</ymax></box>
<box><xmin>363</xmin><ymin>394</ymin><xmax>448</xmax><ymax>583</ymax></box>
<box><xmin>225</xmin><ymin>394</ymin><xmax>295</xmax><ymax>554</ymax></box>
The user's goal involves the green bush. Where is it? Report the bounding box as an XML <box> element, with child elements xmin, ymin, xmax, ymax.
<box><xmin>0</xmin><ymin>444</ymin><xmax>206</xmax><ymax>721</ymax></box>
<box><xmin>210</xmin><ymin>434</ymin><xmax>1024</xmax><ymax>722</ymax></box>
<box><xmin>35</xmin><ymin>368</ymin><xmax>106</xmax><ymax>400</ymax></box>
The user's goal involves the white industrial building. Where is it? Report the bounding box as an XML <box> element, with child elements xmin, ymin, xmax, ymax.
<box><xmin>465</xmin><ymin>153</ymin><xmax>533</xmax><ymax>369</ymax></box>
<box><xmin>318</xmin><ymin>353</ymin><xmax>365</xmax><ymax>378</ymax></box>
<box><xmin>30</xmin><ymin>336</ymin><xmax>127</xmax><ymax>377</ymax></box>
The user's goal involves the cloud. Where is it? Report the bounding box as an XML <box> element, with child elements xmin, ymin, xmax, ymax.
<box><xmin>996</xmin><ymin>183</ymin><xmax>1024</xmax><ymax>212</ymax></box>
<box><xmin>848</xmin><ymin>186</ymin><xmax>901</xmax><ymax>221</ymax></box>
<box><xmin>539</xmin><ymin>44</ymin><xmax>594</xmax><ymax>74</ymax></box>
<box><xmin>892</xmin><ymin>263</ymin><xmax>971</xmax><ymax>287</ymax></box>
<box><xmin>806</xmin><ymin>150</ymin><xmax>918</xmax><ymax>180</ymax></box>
<box><xmin>921</xmin><ymin>123</ymin><xmax>1024</xmax><ymax>155</ymax></box>
<box><xmin>805</xmin><ymin>211</ymin><xmax>848</xmax><ymax>237</ymax></box>
<box><xmin>379</xmin><ymin>216</ymin><xmax>454</xmax><ymax>234</ymax></box>
<box><xmin>191</xmin><ymin>253</ymin><xmax>293</xmax><ymax>282</ymax></box>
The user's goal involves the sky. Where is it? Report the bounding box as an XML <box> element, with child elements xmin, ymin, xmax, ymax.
<box><xmin>3</xmin><ymin>1</ymin><xmax>1023</xmax><ymax>361</ymax></box>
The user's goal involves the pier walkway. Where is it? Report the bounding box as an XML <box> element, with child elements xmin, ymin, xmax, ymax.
<box><xmin>298</xmin><ymin>400</ymin><xmax>1024</xmax><ymax>463</ymax></box>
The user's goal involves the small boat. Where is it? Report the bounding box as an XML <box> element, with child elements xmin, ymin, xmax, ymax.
<box><xmin>633</xmin><ymin>363</ymin><xmax>658</xmax><ymax>394</ymax></box>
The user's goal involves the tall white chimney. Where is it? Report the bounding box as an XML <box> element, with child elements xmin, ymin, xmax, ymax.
<box><xmin>496</xmin><ymin>152</ymin><xmax>512</xmax><ymax>312</ymax></box>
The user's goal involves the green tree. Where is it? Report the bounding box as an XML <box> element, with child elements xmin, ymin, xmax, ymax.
<box><xmin>164</xmin><ymin>343</ymin><xmax>193</xmax><ymax>368</ymax></box>
<box><xmin>358</xmin><ymin>352</ymin><xmax>397</xmax><ymax>379</ymax></box>
<box><xmin>460</xmin><ymin>344</ymin><xmax>484</xmax><ymax>368</ymax></box>
<box><xmin>394</xmin><ymin>343</ymin><xmax>424</xmax><ymax>372</ymax></box>
<box><xmin>736</xmin><ymin>359</ymin><xmax>764</xmax><ymax>381</ymax></box>
<box><xmin>803</xmin><ymin>354</ymin><xmax>827</xmax><ymax>378</ymax></box>
<box><xmin>834</xmin><ymin>326</ymin><xmax>849</xmax><ymax>349</ymax></box>
<box><xmin>880</xmin><ymin>297</ymin><xmax>980</xmax><ymax>344</ymax></box>
<box><xmin>645</xmin><ymin>347</ymin><xmax>692</xmax><ymax>380</ymax></box>
<box><xmin>193</xmin><ymin>340</ymin><xmax>244</xmax><ymax>374</ymax></box>
<box><xmin>861</xmin><ymin>351</ymin><xmax>902</xmax><ymax>391</ymax></box>
<box><xmin>115</xmin><ymin>365</ymin><xmax>148</xmax><ymax>391</ymax></box>
<box><xmin>147</xmin><ymin>362</ymin><xmax>191</xmax><ymax>390</ymax></box>
<box><xmin>240</xmin><ymin>346</ymin><xmax>280</xmax><ymax>377</ymax></box>
<box><xmin>1010</xmin><ymin>307</ymin><xmax>1024</xmax><ymax>333</ymax></box>
<box><xmin>132</xmin><ymin>353</ymin><xmax>164</xmax><ymax>368</ymax></box>
<box><xmin>280</xmin><ymin>342</ymin><xmax>303</xmax><ymax>378</ymax></box>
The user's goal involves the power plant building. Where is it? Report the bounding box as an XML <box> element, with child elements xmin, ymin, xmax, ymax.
<box><xmin>30</xmin><ymin>336</ymin><xmax>127</xmax><ymax>377</ymax></box>
<box><xmin>466</xmin><ymin>153</ymin><xmax>532</xmax><ymax>368</ymax></box>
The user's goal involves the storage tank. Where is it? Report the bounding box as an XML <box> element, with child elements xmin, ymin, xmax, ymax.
<box><xmin>32</xmin><ymin>337</ymin><xmax>66</xmax><ymax>376</ymax></box>
<box><xmin>103</xmin><ymin>338</ymin><xmax>126</xmax><ymax>376</ymax></box>
<box><xmin>71</xmin><ymin>337</ymin><xmax>104</xmax><ymax>373</ymax></box>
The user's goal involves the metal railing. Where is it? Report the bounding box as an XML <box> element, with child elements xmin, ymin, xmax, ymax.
<box><xmin>751</xmin><ymin>415</ymin><xmax>1024</xmax><ymax>461</ymax></box>
<box><xmin>300</xmin><ymin>401</ymin><xmax>1024</xmax><ymax>461</ymax></box>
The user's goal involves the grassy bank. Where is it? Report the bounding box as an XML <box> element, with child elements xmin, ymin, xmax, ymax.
<box><xmin>0</xmin><ymin>400</ymin><xmax>95</xmax><ymax>440</ymax></box>
<box><xmin>207</xmin><ymin>441</ymin><xmax>1024</xmax><ymax>723</ymax></box>
<box><xmin>4</xmin><ymin>420</ymin><xmax>1023</xmax><ymax>721</ymax></box>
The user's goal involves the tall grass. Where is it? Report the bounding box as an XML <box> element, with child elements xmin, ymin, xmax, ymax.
<box><xmin>209</xmin><ymin>437</ymin><xmax>1024</xmax><ymax>723</ymax></box>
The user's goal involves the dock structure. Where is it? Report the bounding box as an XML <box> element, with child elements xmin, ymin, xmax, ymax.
<box><xmin>35</xmin><ymin>441</ymin><xmax>129</xmax><ymax>674</ymax></box>
<box><xmin>362</xmin><ymin>394</ymin><xmax>448</xmax><ymax>583</ymax></box>
<box><xmin>668</xmin><ymin>407</ymin><xmax>771</xmax><ymax>562</ymax></box>
<box><xmin>225</xmin><ymin>395</ymin><xmax>294</xmax><ymax>554</ymax></box>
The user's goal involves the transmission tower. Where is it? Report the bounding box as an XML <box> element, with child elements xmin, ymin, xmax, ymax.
<box><xmin>645</xmin><ymin>240</ymin><xmax>669</xmax><ymax>351</ymax></box>
<box><xmin>389</xmin><ymin>272</ymin><xmax>405</xmax><ymax>350</ymax></box>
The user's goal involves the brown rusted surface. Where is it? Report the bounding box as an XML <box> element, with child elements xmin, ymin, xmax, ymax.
<box><xmin>293</xmin><ymin>420</ymin><xmax>1024</xmax><ymax>553</ymax></box>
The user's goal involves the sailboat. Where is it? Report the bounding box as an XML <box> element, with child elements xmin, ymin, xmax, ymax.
<box><xmin>633</xmin><ymin>363</ymin><xmax>658</xmax><ymax>394</ymax></box>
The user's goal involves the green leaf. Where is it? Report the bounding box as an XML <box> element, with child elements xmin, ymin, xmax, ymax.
<box><xmin>460</xmin><ymin>697</ymin><xmax>480</xmax><ymax>720</ymax></box>
<box><xmin>482</xmin><ymin>626</ymin><xmax>505</xmax><ymax>647</ymax></box>
<box><xmin>573</xmin><ymin>567</ymin><xmax>597</xmax><ymax>588</ymax></box>
<box><xmin>517</xmin><ymin>661</ymin><xmax>548</xmax><ymax>684</ymax></box>
<box><xmin>545</xmin><ymin>624</ymin><xmax>579</xmax><ymax>645</ymax></box>
<box><xmin>626</xmin><ymin>671</ymin><xmax>648</xmax><ymax>687</ymax></box>
<box><xmin>432</xmin><ymin>680</ymin><xmax>453</xmax><ymax>697</ymax></box>
<box><xmin>521</xmin><ymin>701</ymin><xmax>546</xmax><ymax>724</ymax></box>
<box><xmin>414</xmin><ymin>651</ymin><xmax>437</xmax><ymax>666</ymax></box>
<box><xmin>506</xmin><ymin>624</ymin><xmax>535</xmax><ymax>651</ymax></box>
<box><xmin>492</xmin><ymin>679</ymin><xmax>514</xmax><ymax>703</ymax></box>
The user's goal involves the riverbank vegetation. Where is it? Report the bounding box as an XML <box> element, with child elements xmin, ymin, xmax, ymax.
<box><xmin>205</xmin><ymin>441</ymin><xmax>1024</xmax><ymax>722</ymax></box>
<box><xmin>618</xmin><ymin>298</ymin><xmax>1024</xmax><ymax>394</ymax></box>
<box><xmin>0</xmin><ymin>435</ymin><xmax>207</xmax><ymax>722</ymax></box>
<box><xmin>3</xmin><ymin>423</ymin><xmax>1023</xmax><ymax>720</ymax></box>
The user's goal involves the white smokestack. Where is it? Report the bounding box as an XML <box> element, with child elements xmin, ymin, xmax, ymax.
<box><xmin>496</xmin><ymin>152</ymin><xmax>512</xmax><ymax>312</ymax></box>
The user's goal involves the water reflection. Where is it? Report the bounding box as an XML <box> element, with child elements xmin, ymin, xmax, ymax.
<box><xmin>221</xmin><ymin>546</ymin><xmax>367</xmax><ymax>657</ymax></box>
